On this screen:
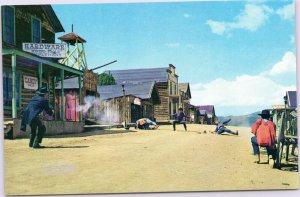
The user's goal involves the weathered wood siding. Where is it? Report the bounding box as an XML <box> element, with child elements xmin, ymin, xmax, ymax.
<box><xmin>96</xmin><ymin>96</ymin><xmax>135</xmax><ymax>124</ymax></box>
<box><xmin>14</xmin><ymin>6</ymin><xmax>55</xmax><ymax>48</ymax></box>
<box><xmin>154</xmin><ymin>82</ymin><xmax>170</xmax><ymax>121</ymax></box>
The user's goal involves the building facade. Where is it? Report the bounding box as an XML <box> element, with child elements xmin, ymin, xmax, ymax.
<box><xmin>2</xmin><ymin>5</ymin><xmax>84</xmax><ymax>138</ymax></box>
<box><xmin>97</xmin><ymin>81</ymin><xmax>160</xmax><ymax>124</ymax></box>
<box><xmin>104</xmin><ymin>64</ymin><xmax>179</xmax><ymax>122</ymax></box>
<box><xmin>178</xmin><ymin>83</ymin><xmax>192</xmax><ymax>122</ymax></box>
<box><xmin>196</xmin><ymin>105</ymin><xmax>216</xmax><ymax>125</ymax></box>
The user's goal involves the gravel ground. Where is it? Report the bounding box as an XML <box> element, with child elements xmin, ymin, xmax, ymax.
<box><xmin>3</xmin><ymin>124</ymin><xmax>299</xmax><ymax>195</ymax></box>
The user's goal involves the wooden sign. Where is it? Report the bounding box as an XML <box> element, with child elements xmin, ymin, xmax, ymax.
<box><xmin>22</xmin><ymin>43</ymin><xmax>67</xmax><ymax>58</ymax></box>
<box><xmin>24</xmin><ymin>75</ymin><xmax>38</xmax><ymax>90</ymax></box>
<box><xmin>84</xmin><ymin>71</ymin><xmax>97</xmax><ymax>92</ymax></box>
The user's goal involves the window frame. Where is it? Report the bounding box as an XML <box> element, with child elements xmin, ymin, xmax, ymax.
<box><xmin>3</xmin><ymin>67</ymin><xmax>22</xmax><ymax>109</ymax></box>
<box><xmin>31</xmin><ymin>16</ymin><xmax>42</xmax><ymax>43</ymax></box>
<box><xmin>2</xmin><ymin>6</ymin><xmax>16</xmax><ymax>45</ymax></box>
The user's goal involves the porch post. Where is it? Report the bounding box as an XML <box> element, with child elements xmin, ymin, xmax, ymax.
<box><xmin>78</xmin><ymin>75</ymin><xmax>82</xmax><ymax>122</ymax></box>
<box><xmin>53</xmin><ymin>76</ymin><xmax>57</xmax><ymax>120</ymax></box>
<box><xmin>60</xmin><ymin>70</ymin><xmax>65</xmax><ymax>121</ymax></box>
<box><xmin>38</xmin><ymin>63</ymin><xmax>43</xmax><ymax>88</ymax></box>
<box><xmin>12</xmin><ymin>53</ymin><xmax>17</xmax><ymax>119</ymax></box>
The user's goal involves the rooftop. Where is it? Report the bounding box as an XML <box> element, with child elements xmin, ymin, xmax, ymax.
<box><xmin>104</xmin><ymin>67</ymin><xmax>169</xmax><ymax>84</ymax></box>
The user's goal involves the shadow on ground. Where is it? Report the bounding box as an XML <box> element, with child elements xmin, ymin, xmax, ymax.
<box><xmin>46</xmin><ymin>129</ymin><xmax>138</xmax><ymax>139</ymax></box>
<box><xmin>43</xmin><ymin>145</ymin><xmax>89</xmax><ymax>149</ymax></box>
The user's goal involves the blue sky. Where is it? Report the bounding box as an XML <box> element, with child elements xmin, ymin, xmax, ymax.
<box><xmin>0</xmin><ymin>0</ymin><xmax>284</xmax><ymax>116</ymax></box>
<box><xmin>51</xmin><ymin>0</ymin><xmax>297</xmax><ymax>116</ymax></box>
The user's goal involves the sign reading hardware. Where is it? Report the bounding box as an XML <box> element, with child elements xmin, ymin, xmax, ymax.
<box><xmin>22</xmin><ymin>43</ymin><xmax>67</xmax><ymax>58</ymax></box>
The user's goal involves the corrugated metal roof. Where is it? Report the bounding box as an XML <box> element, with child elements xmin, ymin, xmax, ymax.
<box><xmin>104</xmin><ymin>67</ymin><xmax>169</xmax><ymax>84</ymax></box>
<box><xmin>55</xmin><ymin>77</ymin><xmax>82</xmax><ymax>89</ymax></box>
<box><xmin>197</xmin><ymin>105</ymin><xmax>215</xmax><ymax>114</ymax></box>
<box><xmin>287</xmin><ymin>91</ymin><xmax>297</xmax><ymax>108</ymax></box>
<box><xmin>97</xmin><ymin>81</ymin><xmax>156</xmax><ymax>100</ymax></box>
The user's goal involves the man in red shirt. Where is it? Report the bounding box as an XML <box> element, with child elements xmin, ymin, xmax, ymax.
<box><xmin>251</xmin><ymin>110</ymin><xmax>277</xmax><ymax>167</ymax></box>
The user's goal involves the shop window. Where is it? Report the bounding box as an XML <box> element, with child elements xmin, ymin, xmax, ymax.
<box><xmin>2</xmin><ymin>6</ymin><xmax>15</xmax><ymax>45</ymax></box>
<box><xmin>32</xmin><ymin>17</ymin><xmax>41</xmax><ymax>43</ymax></box>
<box><xmin>3</xmin><ymin>70</ymin><xmax>20</xmax><ymax>107</ymax></box>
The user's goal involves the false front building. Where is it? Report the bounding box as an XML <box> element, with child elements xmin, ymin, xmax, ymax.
<box><xmin>2</xmin><ymin>5</ymin><xmax>84</xmax><ymax>138</ymax></box>
<box><xmin>104</xmin><ymin>64</ymin><xmax>179</xmax><ymax>122</ymax></box>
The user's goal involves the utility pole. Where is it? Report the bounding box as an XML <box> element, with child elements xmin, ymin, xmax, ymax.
<box><xmin>121</xmin><ymin>84</ymin><xmax>128</xmax><ymax>129</ymax></box>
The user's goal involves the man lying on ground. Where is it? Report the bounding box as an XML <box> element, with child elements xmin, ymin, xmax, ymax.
<box><xmin>214</xmin><ymin>119</ymin><xmax>238</xmax><ymax>135</ymax></box>
<box><xmin>135</xmin><ymin>118</ymin><xmax>159</xmax><ymax>130</ymax></box>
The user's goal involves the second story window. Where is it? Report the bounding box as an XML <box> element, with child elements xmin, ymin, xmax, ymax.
<box><xmin>32</xmin><ymin>17</ymin><xmax>41</xmax><ymax>43</ymax></box>
<box><xmin>2</xmin><ymin>6</ymin><xmax>15</xmax><ymax>45</ymax></box>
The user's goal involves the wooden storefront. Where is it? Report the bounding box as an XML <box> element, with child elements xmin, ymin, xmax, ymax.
<box><xmin>178</xmin><ymin>83</ymin><xmax>192</xmax><ymax>122</ymax></box>
<box><xmin>94</xmin><ymin>95</ymin><xmax>142</xmax><ymax>125</ymax></box>
<box><xmin>97</xmin><ymin>81</ymin><xmax>160</xmax><ymax>124</ymax></box>
<box><xmin>2</xmin><ymin>5</ymin><xmax>84</xmax><ymax>138</ymax></box>
<box><xmin>104</xmin><ymin>64</ymin><xmax>179</xmax><ymax>123</ymax></box>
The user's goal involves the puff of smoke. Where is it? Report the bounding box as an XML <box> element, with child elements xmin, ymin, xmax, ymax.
<box><xmin>77</xmin><ymin>96</ymin><xmax>120</xmax><ymax>125</ymax></box>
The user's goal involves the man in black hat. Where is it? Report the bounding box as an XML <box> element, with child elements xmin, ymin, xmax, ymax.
<box><xmin>21</xmin><ymin>87</ymin><xmax>53</xmax><ymax>148</ymax></box>
<box><xmin>251</xmin><ymin>109</ymin><xmax>277</xmax><ymax>167</ymax></box>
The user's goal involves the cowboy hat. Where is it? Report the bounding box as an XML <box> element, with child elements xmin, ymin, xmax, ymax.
<box><xmin>36</xmin><ymin>87</ymin><xmax>48</xmax><ymax>95</ymax></box>
<box><xmin>258</xmin><ymin>109</ymin><xmax>270</xmax><ymax>117</ymax></box>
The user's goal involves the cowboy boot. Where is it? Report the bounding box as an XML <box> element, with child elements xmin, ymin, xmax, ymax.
<box><xmin>29</xmin><ymin>134</ymin><xmax>36</xmax><ymax>148</ymax></box>
<box><xmin>38</xmin><ymin>125</ymin><xmax>46</xmax><ymax>144</ymax></box>
<box><xmin>32</xmin><ymin>136</ymin><xmax>44</xmax><ymax>149</ymax></box>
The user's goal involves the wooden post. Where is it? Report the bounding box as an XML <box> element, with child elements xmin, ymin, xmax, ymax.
<box><xmin>11</xmin><ymin>53</ymin><xmax>17</xmax><ymax>119</ymax></box>
<box><xmin>78</xmin><ymin>75</ymin><xmax>82</xmax><ymax>122</ymax></box>
<box><xmin>53</xmin><ymin>76</ymin><xmax>57</xmax><ymax>120</ymax></box>
<box><xmin>38</xmin><ymin>63</ymin><xmax>43</xmax><ymax>88</ymax></box>
<box><xmin>60</xmin><ymin>70</ymin><xmax>65</xmax><ymax>121</ymax></box>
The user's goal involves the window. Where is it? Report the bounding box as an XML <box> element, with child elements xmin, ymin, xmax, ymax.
<box><xmin>169</xmin><ymin>82</ymin><xmax>173</xmax><ymax>95</ymax></box>
<box><xmin>3</xmin><ymin>70</ymin><xmax>20</xmax><ymax>107</ymax></box>
<box><xmin>2</xmin><ymin>6</ymin><xmax>15</xmax><ymax>44</ymax></box>
<box><xmin>32</xmin><ymin>17</ymin><xmax>41</xmax><ymax>43</ymax></box>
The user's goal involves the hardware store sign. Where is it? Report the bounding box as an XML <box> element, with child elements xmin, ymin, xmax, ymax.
<box><xmin>22</xmin><ymin>43</ymin><xmax>66</xmax><ymax>58</ymax></box>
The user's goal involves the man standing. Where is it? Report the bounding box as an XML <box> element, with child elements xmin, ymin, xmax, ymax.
<box><xmin>172</xmin><ymin>108</ymin><xmax>187</xmax><ymax>131</ymax></box>
<box><xmin>21</xmin><ymin>87</ymin><xmax>53</xmax><ymax>148</ymax></box>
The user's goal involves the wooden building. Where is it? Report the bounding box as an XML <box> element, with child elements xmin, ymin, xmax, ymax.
<box><xmin>196</xmin><ymin>105</ymin><xmax>216</xmax><ymax>125</ymax></box>
<box><xmin>178</xmin><ymin>83</ymin><xmax>192</xmax><ymax>122</ymax></box>
<box><xmin>198</xmin><ymin>110</ymin><xmax>208</xmax><ymax>124</ymax></box>
<box><xmin>2</xmin><ymin>5</ymin><xmax>84</xmax><ymax>138</ymax></box>
<box><xmin>286</xmin><ymin>91</ymin><xmax>297</xmax><ymax>108</ymax></box>
<box><xmin>104</xmin><ymin>64</ymin><xmax>179</xmax><ymax>122</ymax></box>
<box><xmin>97</xmin><ymin>81</ymin><xmax>160</xmax><ymax>124</ymax></box>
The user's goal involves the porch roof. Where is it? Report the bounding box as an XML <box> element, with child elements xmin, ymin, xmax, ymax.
<box><xmin>2</xmin><ymin>48</ymin><xmax>83</xmax><ymax>76</ymax></box>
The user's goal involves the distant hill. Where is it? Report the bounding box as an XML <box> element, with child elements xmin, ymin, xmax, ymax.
<box><xmin>218</xmin><ymin>112</ymin><xmax>260</xmax><ymax>127</ymax></box>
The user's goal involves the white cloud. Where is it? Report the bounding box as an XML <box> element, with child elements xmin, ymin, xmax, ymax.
<box><xmin>268</xmin><ymin>51</ymin><xmax>296</xmax><ymax>76</ymax></box>
<box><xmin>165</xmin><ymin>43</ymin><xmax>180</xmax><ymax>48</ymax></box>
<box><xmin>191</xmin><ymin>75</ymin><xmax>295</xmax><ymax>108</ymax></box>
<box><xmin>207</xmin><ymin>4</ymin><xmax>273</xmax><ymax>35</ymax></box>
<box><xmin>190</xmin><ymin>51</ymin><xmax>297</xmax><ymax>115</ymax></box>
<box><xmin>183</xmin><ymin>13</ymin><xmax>192</xmax><ymax>18</ymax></box>
<box><xmin>206</xmin><ymin>20</ymin><xmax>227</xmax><ymax>35</ymax></box>
<box><xmin>276</xmin><ymin>3</ymin><xmax>294</xmax><ymax>21</ymax></box>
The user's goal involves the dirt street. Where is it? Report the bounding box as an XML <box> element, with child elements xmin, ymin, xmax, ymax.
<box><xmin>4</xmin><ymin>124</ymin><xmax>299</xmax><ymax>195</ymax></box>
